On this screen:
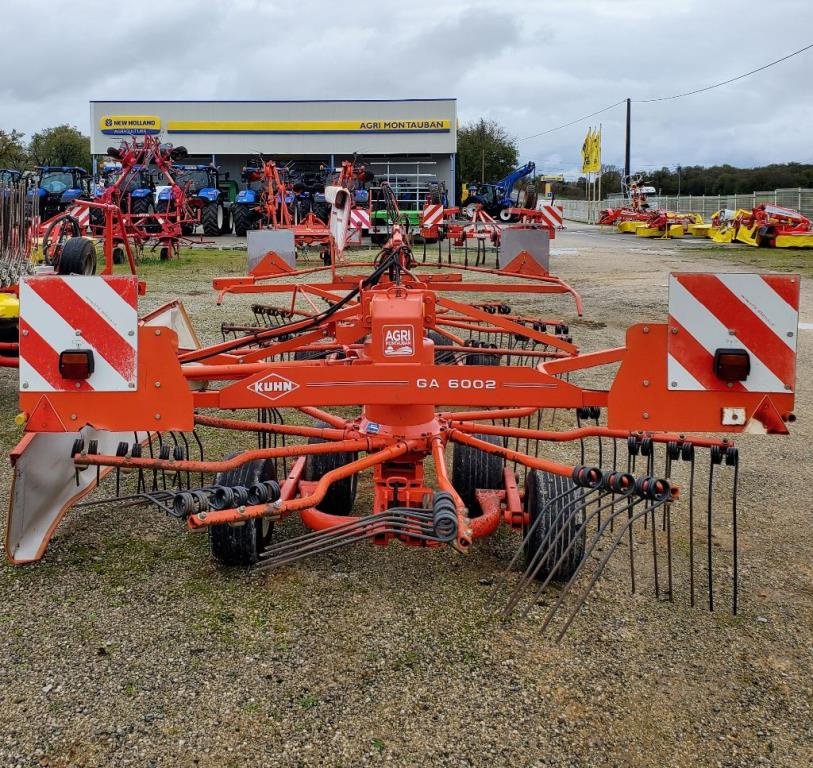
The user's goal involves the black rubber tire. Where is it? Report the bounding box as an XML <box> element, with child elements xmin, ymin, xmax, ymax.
<box><xmin>130</xmin><ymin>196</ymin><xmax>152</xmax><ymax>216</ymax></box>
<box><xmin>427</xmin><ymin>329</ymin><xmax>456</xmax><ymax>364</ymax></box>
<box><xmin>57</xmin><ymin>237</ymin><xmax>97</xmax><ymax>275</ymax></box>
<box><xmin>498</xmin><ymin>207</ymin><xmax>515</xmax><ymax>223</ymax></box>
<box><xmin>294</xmin><ymin>198</ymin><xmax>311</xmax><ymax>222</ymax></box>
<box><xmin>302</xmin><ymin>420</ymin><xmax>357</xmax><ymax>515</ymax></box>
<box><xmin>201</xmin><ymin>201</ymin><xmax>223</xmax><ymax>237</ymax></box>
<box><xmin>131</xmin><ymin>196</ymin><xmax>158</xmax><ymax>233</ymax></box>
<box><xmin>294</xmin><ymin>347</ymin><xmax>329</xmax><ymax>361</ymax></box>
<box><xmin>209</xmin><ymin>455</ymin><xmax>277</xmax><ymax>566</ymax></box>
<box><xmin>43</xmin><ymin>214</ymin><xmax>81</xmax><ymax>266</ymax></box>
<box><xmin>157</xmin><ymin>198</ymin><xmax>194</xmax><ymax>235</ymax></box>
<box><xmin>312</xmin><ymin>202</ymin><xmax>330</xmax><ymax>223</ymax></box>
<box><xmin>112</xmin><ymin>246</ymin><xmax>125</xmax><ymax>265</ymax></box>
<box><xmin>219</xmin><ymin>207</ymin><xmax>231</xmax><ymax>235</ymax></box>
<box><xmin>523</xmin><ymin>470</ymin><xmax>586</xmax><ymax>582</ymax></box>
<box><xmin>0</xmin><ymin>319</ymin><xmax>19</xmax><ymax>352</ymax></box>
<box><xmin>232</xmin><ymin>204</ymin><xmax>253</xmax><ymax>237</ymax></box>
<box><xmin>89</xmin><ymin>206</ymin><xmax>105</xmax><ymax>232</ymax></box>
<box><xmin>465</xmin><ymin>345</ymin><xmax>500</xmax><ymax>366</ymax></box>
<box><xmin>159</xmin><ymin>247</ymin><xmax>170</xmax><ymax>261</ymax></box>
<box><xmin>451</xmin><ymin>433</ymin><xmax>504</xmax><ymax>517</ymax></box>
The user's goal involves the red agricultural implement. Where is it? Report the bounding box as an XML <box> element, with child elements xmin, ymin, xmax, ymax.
<box><xmin>731</xmin><ymin>204</ymin><xmax>813</xmax><ymax>248</ymax></box>
<box><xmin>41</xmin><ymin>135</ymin><xmax>198</xmax><ymax>265</ymax></box>
<box><xmin>6</xmin><ymin>191</ymin><xmax>800</xmax><ymax>637</ymax></box>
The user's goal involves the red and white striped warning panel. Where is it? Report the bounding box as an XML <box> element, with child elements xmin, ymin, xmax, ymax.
<box><xmin>533</xmin><ymin>202</ymin><xmax>564</xmax><ymax>229</ymax></box>
<box><xmin>421</xmin><ymin>204</ymin><xmax>445</xmax><ymax>230</ymax></box>
<box><xmin>19</xmin><ymin>276</ymin><xmax>138</xmax><ymax>392</ymax></box>
<box><xmin>38</xmin><ymin>204</ymin><xmax>90</xmax><ymax>236</ymax></box>
<box><xmin>349</xmin><ymin>207</ymin><xmax>370</xmax><ymax>230</ymax></box>
<box><xmin>667</xmin><ymin>273</ymin><xmax>799</xmax><ymax>393</ymax></box>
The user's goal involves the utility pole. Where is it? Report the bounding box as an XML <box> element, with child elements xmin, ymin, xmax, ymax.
<box><xmin>624</xmin><ymin>98</ymin><xmax>631</xmax><ymax>180</ymax></box>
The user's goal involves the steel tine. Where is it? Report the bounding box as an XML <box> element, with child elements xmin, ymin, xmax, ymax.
<box><xmin>500</xmin><ymin>487</ymin><xmax>604</xmax><ymax>617</ymax></box>
<box><xmin>490</xmin><ymin>484</ymin><xmax>590</xmax><ymax>603</ymax></box>
<box><xmin>707</xmin><ymin>456</ymin><xmax>717</xmax><ymax>611</ymax></box>
<box><xmin>536</xmin><ymin>495</ymin><xmax>651</xmax><ymax>636</ymax></box>
<box><xmin>728</xmin><ymin>448</ymin><xmax>740</xmax><ymax>615</ymax></box>
<box><xmin>551</xmin><ymin>498</ymin><xmax>670</xmax><ymax>642</ymax></box>
<box><xmin>256</xmin><ymin>514</ymin><xmax>440</xmax><ymax>570</ymax></box>
<box><xmin>517</xmin><ymin>490</ymin><xmax>641</xmax><ymax>621</ymax></box>
<box><xmin>511</xmin><ymin>489</ymin><xmax>633</xmax><ymax>621</ymax></box>
<box><xmin>259</xmin><ymin>510</ymin><xmax>434</xmax><ymax>560</ymax></box>
<box><xmin>688</xmin><ymin>451</ymin><xmax>696</xmax><ymax>607</ymax></box>
<box><xmin>650</xmin><ymin>501</ymin><xmax>660</xmax><ymax>600</ymax></box>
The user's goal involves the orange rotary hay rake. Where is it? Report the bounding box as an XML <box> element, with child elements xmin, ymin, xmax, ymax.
<box><xmin>6</xmin><ymin>189</ymin><xmax>800</xmax><ymax>637</ymax></box>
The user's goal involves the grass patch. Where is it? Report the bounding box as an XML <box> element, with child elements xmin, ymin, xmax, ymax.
<box><xmin>679</xmin><ymin>244</ymin><xmax>813</xmax><ymax>277</ymax></box>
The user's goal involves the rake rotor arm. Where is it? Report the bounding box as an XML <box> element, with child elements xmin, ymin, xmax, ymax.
<box><xmin>73</xmin><ymin>437</ymin><xmax>384</xmax><ymax>476</ymax></box>
<box><xmin>437</xmin><ymin>296</ymin><xmax>578</xmax><ymax>356</ymax></box>
<box><xmin>451</xmin><ymin>421</ymin><xmax>734</xmax><ymax>451</ymax></box>
<box><xmin>193</xmin><ymin>414</ymin><xmax>350</xmax><ymax>441</ymax></box>
<box><xmin>186</xmin><ymin>439</ymin><xmax>417</xmax><ymax>529</ymax></box>
<box><xmin>448</xmin><ymin>429</ymin><xmax>580</xmax><ymax>481</ymax></box>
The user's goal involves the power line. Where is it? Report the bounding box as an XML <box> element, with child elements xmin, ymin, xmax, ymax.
<box><xmin>634</xmin><ymin>41</ymin><xmax>813</xmax><ymax>103</ymax></box>
<box><xmin>518</xmin><ymin>41</ymin><xmax>813</xmax><ymax>142</ymax></box>
<box><xmin>518</xmin><ymin>100</ymin><xmax>625</xmax><ymax>142</ymax></box>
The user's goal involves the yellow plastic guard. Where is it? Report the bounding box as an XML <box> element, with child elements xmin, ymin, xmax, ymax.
<box><xmin>687</xmin><ymin>224</ymin><xmax>712</xmax><ymax>237</ymax></box>
<box><xmin>0</xmin><ymin>293</ymin><xmax>20</xmax><ymax>319</ymax></box>
<box><xmin>634</xmin><ymin>226</ymin><xmax>663</xmax><ymax>238</ymax></box>
<box><xmin>734</xmin><ymin>224</ymin><xmax>759</xmax><ymax>247</ymax></box>
<box><xmin>775</xmin><ymin>233</ymin><xmax>813</xmax><ymax>248</ymax></box>
<box><xmin>617</xmin><ymin>221</ymin><xmax>644</xmax><ymax>233</ymax></box>
<box><xmin>709</xmin><ymin>227</ymin><xmax>734</xmax><ymax>243</ymax></box>
<box><xmin>668</xmin><ymin>224</ymin><xmax>685</xmax><ymax>238</ymax></box>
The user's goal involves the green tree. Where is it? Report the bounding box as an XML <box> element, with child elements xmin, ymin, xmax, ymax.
<box><xmin>28</xmin><ymin>124</ymin><xmax>91</xmax><ymax>170</ymax></box>
<box><xmin>457</xmin><ymin>119</ymin><xmax>518</xmax><ymax>186</ymax></box>
<box><xmin>0</xmin><ymin>129</ymin><xmax>27</xmax><ymax>169</ymax></box>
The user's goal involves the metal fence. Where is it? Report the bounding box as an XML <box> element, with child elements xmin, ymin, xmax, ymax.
<box><xmin>560</xmin><ymin>187</ymin><xmax>813</xmax><ymax>223</ymax></box>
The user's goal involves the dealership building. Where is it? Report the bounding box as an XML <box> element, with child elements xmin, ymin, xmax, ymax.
<box><xmin>89</xmin><ymin>99</ymin><xmax>458</xmax><ymax>205</ymax></box>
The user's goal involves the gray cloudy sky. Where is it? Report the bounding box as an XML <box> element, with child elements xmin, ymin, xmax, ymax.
<box><xmin>1</xmin><ymin>0</ymin><xmax>811</xmax><ymax>177</ymax></box>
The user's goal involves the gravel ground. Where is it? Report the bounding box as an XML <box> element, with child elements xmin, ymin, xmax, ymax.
<box><xmin>0</xmin><ymin>224</ymin><xmax>811</xmax><ymax>767</ymax></box>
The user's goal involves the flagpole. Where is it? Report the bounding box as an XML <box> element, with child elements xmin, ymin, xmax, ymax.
<box><xmin>596</xmin><ymin>123</ymin><xmax>601</xmax><ymax>216</ymax></box>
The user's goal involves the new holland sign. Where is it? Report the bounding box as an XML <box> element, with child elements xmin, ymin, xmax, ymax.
<box><xmin>165</xmin><ymin>119</ymin><xmax>451</xmax><ymax>134</ymax></box>
<box><xmin>100</xmin><ymin>115</ymin><xmax>161</xmax><ymax>135</ymax></box>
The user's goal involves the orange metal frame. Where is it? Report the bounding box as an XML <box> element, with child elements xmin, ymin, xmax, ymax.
<box><xmin>8</xmin><ymin>222</ymin><xmax>798</xmax><ymax>563</ymax></box>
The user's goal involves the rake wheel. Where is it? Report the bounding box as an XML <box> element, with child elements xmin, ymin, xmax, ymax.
<box><xmin>209</xmin><ymin>455</ymin><xmax>276</xmax><ymax>566</ymax></box>
<box><xmin>451</xmin><ymin>433</ymin><xmax>504</xmax><ymax>517</ymax></box>
<box><xmin>57</xmin><ymin>237</ymin><xmax>97</xmax><ymax>276</ymax></box>
<box><xmin>427</xmin><ymin>329</ymin><xmax>456</xmax><ymax>364</ymax></box>
<box><xmin>303</xmin><ymin>421</ymin><xmax>358</xmax><ymax>515</ymax></box>
<box><xmin>523</xmin><ymin>470</ymin><xmax>586</xmax><ymax>582</ymax></box>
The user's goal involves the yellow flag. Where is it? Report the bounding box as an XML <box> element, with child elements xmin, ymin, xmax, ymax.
<box><xmin>590</xmin><ymin>127</ymin><xmax>602</xmax><ymax>173</ymax></box>
<box><xmin>581</xmin><ymin>128</ymin><xmax>592</xmax><ymax>174</ymax></box>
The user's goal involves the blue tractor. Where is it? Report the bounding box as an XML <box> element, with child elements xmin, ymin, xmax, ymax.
<box><xmin>29</xmin><ymin>166</ymin><xmax>92</xmax><ymax>221</ymax></box>
<box><xmin>91</xmin><ymin>162</ymin><xmax>158</xmax><ymax>230</ymax></box>
<box><xmin>158</xmin><ymin>164</ymin><xmax>233</xmax><ymax>236</ymax></box>
<box><xmin>0</xmin><ymin>169</ymin><xmax>22</xmax><ymax>187</ymax></box>
<box><xmin>461</xmin><ymin>161</ymin><xmax>536</xmax><ymax>222</ymax></box>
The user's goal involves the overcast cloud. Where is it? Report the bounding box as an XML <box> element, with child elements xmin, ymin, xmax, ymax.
<box><xmin>1</xmin><ymin>0</ymin><xmax>811</xmax><ymax>178</ymax></box>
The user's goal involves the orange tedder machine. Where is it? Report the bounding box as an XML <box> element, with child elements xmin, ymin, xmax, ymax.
<box><xmin>6</xmin><ymin>184</ymin><xmax>800</xmax><ymax>638</ymax></box>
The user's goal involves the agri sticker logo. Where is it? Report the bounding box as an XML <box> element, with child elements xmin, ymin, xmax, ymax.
<box><xmin>383</xmin><ymin>325</ymin><xmax>414</xmax><ymax>357</ymax></box>
<box><xmin>249</xmin><ymin>373</ymin><xmax>299</xmax><ymax>401</ymax></box>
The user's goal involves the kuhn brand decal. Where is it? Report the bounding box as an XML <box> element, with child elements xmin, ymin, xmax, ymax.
<box><xmin>249</xmin><ymin>373</ymin><xmax>299</xmax><ymax>401</ymax></box>
<box><xmin>383</xmin><ymin>325</ymin><xmax>414</xmax><ymax>356</ymax></box>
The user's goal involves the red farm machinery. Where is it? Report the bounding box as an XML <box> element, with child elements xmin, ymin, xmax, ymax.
<box><xmin>42</xmin><ymin>135</ymin><xmax>200</xmax><ymax>266</ymax></box>
<box><xmin>5</xmin><ymin>184</ymin><xmax>800</xmax><ymax>638</ymax></box>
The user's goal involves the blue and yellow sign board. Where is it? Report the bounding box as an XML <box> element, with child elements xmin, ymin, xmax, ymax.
<box><xmin>165</xmin><ymin>119</ymin><xmax>451</xmax><ymax>134</ymax></box>
<box><xmin>100</xmin><ymin>115</ymin><xmax>161</xmax><ymax>135</ymax></box>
